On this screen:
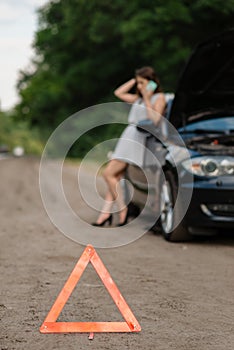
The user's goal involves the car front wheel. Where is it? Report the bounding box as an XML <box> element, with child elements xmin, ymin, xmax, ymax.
<box><xmin>160</xmin><ymin>170</ymin><xmax>192</xmax><ymax>242</ymax></box>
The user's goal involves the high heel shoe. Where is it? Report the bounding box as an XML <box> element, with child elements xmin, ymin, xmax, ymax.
<box><xmin>92</xmin><ymin>214</ymin><xmax>113</xmax><ymax>227</ymax></box>
<box><xmin>117</xmin><ymin>207</ymin><xmax>131</xmax><ymax>226</ymax></box>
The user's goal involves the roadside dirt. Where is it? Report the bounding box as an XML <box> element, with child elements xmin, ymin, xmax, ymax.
<box><xmin>0</xmin><ymin>157</ymin><xmax>233</xmax><ymax>350</ymax></box>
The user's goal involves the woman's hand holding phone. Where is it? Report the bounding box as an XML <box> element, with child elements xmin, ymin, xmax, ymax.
<box><xmin>146</xmin><ymin>80</ymin><xmax>157</xmax><ymax>92</ymax></box>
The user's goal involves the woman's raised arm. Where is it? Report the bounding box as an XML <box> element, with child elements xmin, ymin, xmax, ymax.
<box><xmin>114</xmin><ymin>78</ymin><xmax>139</xmax><ymax>103</ymax></box>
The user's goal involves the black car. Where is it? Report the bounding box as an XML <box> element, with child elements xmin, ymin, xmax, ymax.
<box><xmin>125</xmin><ymin>29</ymin><xmax>234</xmax><ymax>242</ymax></box>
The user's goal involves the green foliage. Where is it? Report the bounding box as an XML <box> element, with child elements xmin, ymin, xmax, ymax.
<box><xmin>0</xmin><ymin>111</ymin><xmax>43</xmax><ymax>154</ymax></box>
<box><xmin>12</xmin><ymin>0</ymin><xmax>234</xmax><ymax>156</ymax></box>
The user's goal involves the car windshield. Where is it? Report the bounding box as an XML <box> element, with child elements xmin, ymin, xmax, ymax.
<box><xmin>178</xmin><ymin>116</ymin><xmax>234</xmax><ymax>133</ymax></box>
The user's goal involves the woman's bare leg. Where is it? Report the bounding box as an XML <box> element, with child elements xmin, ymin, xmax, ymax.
<box><xmin>95</xmin><ymin>190</ymin><xmax>114</xmax><ymax>224</ymax></box>
<box><xmin>103</xmin><ymin>159</ymin><xmax>128</xmax><ymax>223</ymax></box>
<box><xmin>93</xmin><ymin>159</ymin><xmax>128</xmax><ymax>225</ymax></box>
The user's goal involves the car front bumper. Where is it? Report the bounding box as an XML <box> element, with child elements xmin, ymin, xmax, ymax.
<box><xmin>181</xmin><ymin>176</ymin><xmax>234</xmax><ymax>231</ymax></box>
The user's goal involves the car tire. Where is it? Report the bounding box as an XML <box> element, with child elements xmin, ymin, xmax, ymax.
<box><xmin>159</xmin><ymin>170</ymin><xmax>192</xmax><ymax>242</ymax></box>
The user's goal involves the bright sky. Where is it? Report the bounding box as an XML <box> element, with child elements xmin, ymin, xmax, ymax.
<box><xmin>0</xmin><ymin>0</ymin><xmax>48</xmax><ymax>111</ymax></box>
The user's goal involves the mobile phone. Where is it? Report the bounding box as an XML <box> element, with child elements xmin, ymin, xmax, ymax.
<box><xmin>146</xmin><ymin>80</ymin><xmax>157</xmax><ymax>92</ymax></box>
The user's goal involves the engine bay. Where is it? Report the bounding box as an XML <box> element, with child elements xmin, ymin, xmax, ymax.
<box><xmin>188</xmin><ymin>134</ymin><xmax>234</xmax><ymax>155</ymax></box>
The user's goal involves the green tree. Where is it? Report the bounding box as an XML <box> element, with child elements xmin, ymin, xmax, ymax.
<box><xmin>14</xmin><ymin>0</ymin><xmax>234</xmax><ymax>156</ymax></box>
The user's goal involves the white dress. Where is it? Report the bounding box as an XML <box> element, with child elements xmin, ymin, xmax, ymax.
<box><xmin>111</xmin><ymin>94</ymin><xmax>159</xmax><ymax>167</ymax></box>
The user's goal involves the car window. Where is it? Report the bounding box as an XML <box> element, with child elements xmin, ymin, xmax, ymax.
<box><xmin>178</xmin><ymin>116</ymin><xmax>234</xmax><ymax>132</ymax></box>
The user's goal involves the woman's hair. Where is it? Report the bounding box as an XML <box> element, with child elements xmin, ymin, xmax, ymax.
<box><xmin>135</xmin><ymin>66</ymin><xmax>162</xmax><ymax>94</ymax></box>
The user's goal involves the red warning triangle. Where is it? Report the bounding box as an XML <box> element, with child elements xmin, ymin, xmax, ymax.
<box><xmin>40</xmin><ymin>245</ymin><xmax>141</xmax><ymax>333</ymax></box>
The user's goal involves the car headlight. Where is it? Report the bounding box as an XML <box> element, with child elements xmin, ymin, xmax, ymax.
<box><xmin>182</xmin><ymin>156</ymin><xmax>234</xmax><ymax>176</ymax></box>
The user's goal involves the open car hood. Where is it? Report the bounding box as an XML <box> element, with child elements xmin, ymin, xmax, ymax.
<box><xmin>169</xmin><ymin>29</ymin><xmax>234</xmax><ymax>129</ymax></box>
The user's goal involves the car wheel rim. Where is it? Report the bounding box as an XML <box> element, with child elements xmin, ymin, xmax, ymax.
<box><xmin>160</xmin><ymin>181</ymin><xmax>173</xmax><ymax>233</ymax></box>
